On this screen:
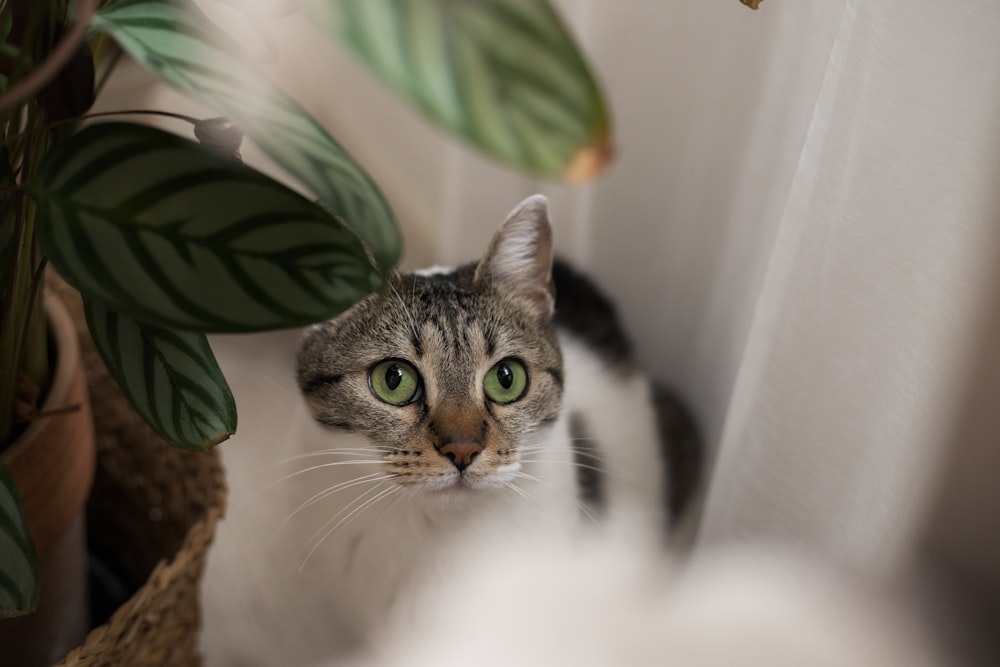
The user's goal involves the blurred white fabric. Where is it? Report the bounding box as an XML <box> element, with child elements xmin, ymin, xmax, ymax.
<box><xmin>94</xmin><ymin>0</ymin><xmax>1000</xmax><ymax>663</ymax></box>
<box><xmin>341</xmin><ymin>534</ymin><xmax>940</xmax><ymax>667</ymax></box>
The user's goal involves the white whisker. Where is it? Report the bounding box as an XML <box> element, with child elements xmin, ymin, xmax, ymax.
<box><xmin>299</xmin><ymin>485</ymin><xmax>400</xmax><ymax>569</ymax></box>
<box><xmin>259</xmin><ymin>372</ymin><xmax>295</xmax><ymax>398</ymax></box>
<box><xmin>374</xmin><ymin>485</ymin><xmax>415</xmax><ymax>527</ymax></box>
<box><xmin>299</xmin><ymin>483</ymin><xmax>390</xmax><ymax>568</ymax></box>
<box><xmin>257</xmin><ymin>459</ymin><xmax>382</xmax><ymax>495</ymax></box>
<box><xmin>272</xmin><ymin>473</ymin><xmax>396</xmax><ymax>542</ymax></box>
<box><xmin>511</xmin><ymin>471</ymin><xmax>601</xmax><ymax>526</ymax></box>
<box><xmin>377</xmin><ymin>266</ymin><xmax>421</xmax><ymax>346</ymax></box>
<box><xmin>264</xmin><ymin>447</ymin><xmax>386</xmax><ymax>466</ymax></box>
<box><xmin>518</xmin><ymin>445</ymin><xmax>600</xmax><ymax>456</ymax></box>
<box><xmin>518</xmin><ymin>436</ymin><xmax>600</xmax><ymax>451</ymax></box>
<box><xmin>502</xmin><ymin>480</ymin><xmax>542</xmax><ymax>512</ymax></box>
<box><xmin>519</xmin><ymin>459</ymin><xmax>608</xmax><ymax>476</ymax></box>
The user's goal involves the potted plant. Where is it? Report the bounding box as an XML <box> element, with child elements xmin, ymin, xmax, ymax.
<box><xmin>0</xmin><ymin>0</ymin><xmax>612</xmax><ymax>663</ymax></box>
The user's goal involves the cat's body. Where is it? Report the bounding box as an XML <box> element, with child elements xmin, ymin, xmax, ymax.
<box><xmin>288</xmin><ymin>195</ymin><xmax>698</xmax><ymax>645</ymax></box>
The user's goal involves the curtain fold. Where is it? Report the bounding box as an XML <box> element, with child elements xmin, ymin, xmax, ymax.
<box><xmin>697</xmin><ymin>0</ymin><xmax>1000</xmax><ymax>575</ymax></box>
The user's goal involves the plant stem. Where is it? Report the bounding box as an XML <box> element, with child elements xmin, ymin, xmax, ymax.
<box><xmin>28</xmin><ymin>109</ymin><xmax>204</xmax><ymax>138</ymax></box>
<box><xmin>0</xmin><ymin>102</ymin><xmax>48</xmax><ymax>447</ymax></box>
<box><xmin>62</xmin><ymin>108</ymin><xmax>204</xmax><ymax>127</ymax></box>
<box><xmin>0</xmin><ymin>195</ymin><xmax>31</xmax><ymax>444</ymax></box>
<box><xmin>0</xmin><ymin>0</ymin><xmax>98</xmax><ymax>112</ymax></box>
<box><xmin>92</xmin><ymin>44</ymin><xmax>123</xmax><ymax>101</ymax></box>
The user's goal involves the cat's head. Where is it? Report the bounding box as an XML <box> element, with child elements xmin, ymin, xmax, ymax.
<box><xmin>297</xmin><ymin>195</ymin><xmax>562</xmax><ymax>494</ymax></box>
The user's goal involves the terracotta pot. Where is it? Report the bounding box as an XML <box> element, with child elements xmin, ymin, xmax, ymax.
<box><xmin>0</xmin><ymin>294</ymin><xmax>97</xmax><ymax>666</ymax></box>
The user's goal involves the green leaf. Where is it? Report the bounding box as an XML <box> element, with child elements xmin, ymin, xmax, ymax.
<box><xmin>32</xmin><ymin>122</ymin><xmax>379</xmax><ymax>332</ymax></box>
<box><xmin>90</xmin><ymin>0</ymin><xmax>400</xmax><ymax>270</ymax></box>
<box><xmin>0</xmin><ymin>461</ymin><xmax>39</xmax><ymax>619</ymax></box>
<box><xmin>307</xmin><ymin>0</ymin><xmax>613</xmax><ymax>182</ymax></box>
<box><xmin>84</xmin><ymin>297</ymin><xmax>236</xmax><ymax>451</ymax></box>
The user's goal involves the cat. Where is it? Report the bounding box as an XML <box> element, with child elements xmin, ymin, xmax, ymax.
<box><xmin>283</xmin><ymin>194</ymin><xmax>698</xmax><ymax>653</ymax></box>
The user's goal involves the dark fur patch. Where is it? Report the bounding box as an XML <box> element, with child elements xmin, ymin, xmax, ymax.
<box><xmin>544</xmin><ymin>366</ymin><xmax>564</xmax><ymax>388</ymax></box>
<box><xmin>300</xmin><ymin>373</ymin><xmax>343</xmax><ymax>395</ymax></box>
<box><xmin>569</xmin><ymin>413</ymin><xmax>605</xmax><ymax>514</ymax></box>
<box><xmin>551</xmin><ymin>259</ymin><xmax>633</xmax><ymax>369</ymax></box>
<box><xmin>317</xmin><ymin>417</ymin><xmax>355</xmax><ymax>432</ymax></box>
<box><xmin>651</xmin><ymin>382</ymin><xmax>702</xmax><ymax>524</ymax></box>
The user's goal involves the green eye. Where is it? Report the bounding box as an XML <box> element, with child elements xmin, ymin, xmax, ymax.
<box><xmin>484</xmin><ymin>359</ymin><xmax>528</xmax><ymax>404</ymax></box>
<box><xmin>369</xmin><ymin>359</ymin><xmax>421</xmax><ymax>405</ymax></box>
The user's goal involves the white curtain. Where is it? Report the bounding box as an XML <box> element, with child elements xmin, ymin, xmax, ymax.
<box><xmin>694</xmin><ymin>0</ymin><xmax>1000</xmax><ymax>576</ymax></box>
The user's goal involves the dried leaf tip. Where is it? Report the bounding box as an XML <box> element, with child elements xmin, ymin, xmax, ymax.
<box><xmin>564</xmin><ymin>138</ymin><xmax>615</xmax><ymax>184</ymax></box>
<box><xmin>740</xmin><ymin>0</ymin><xmax>764</xmax><ymax>9</ymax></box>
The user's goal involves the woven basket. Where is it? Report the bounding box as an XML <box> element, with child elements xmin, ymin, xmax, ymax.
<box><xmin>50</xmin><ymin>281</ymin><xmax>227</xmax><ymax>667</ymax></box>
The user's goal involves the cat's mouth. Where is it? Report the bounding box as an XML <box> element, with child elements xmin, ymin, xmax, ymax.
<box><xmin>412</xmin><ymin>462</ymin><xmax>521</xmax><ymax>496</ymax></box>
<box><xmin>421</xmin><ymin>471</ymin><xmax>472</xmax><ymax>493</ymax></box>
<box><xmin>409</xmin><ymin>472</ymin><xmax>475</xmax><ymax>501</ymax></box>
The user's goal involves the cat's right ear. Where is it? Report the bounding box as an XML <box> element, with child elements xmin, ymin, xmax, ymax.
<box><xmin>474</xmin><ymin>194</ymin><xmax>555</xmax><ymax>321</ymax></box>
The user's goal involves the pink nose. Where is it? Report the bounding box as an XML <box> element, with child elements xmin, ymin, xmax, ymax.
<box><xmin>436</xmin><ymin>440</ymin><xmax>483</xmax><ymax>472</ymax></box>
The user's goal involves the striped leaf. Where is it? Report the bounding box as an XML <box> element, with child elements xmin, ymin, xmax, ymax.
<box><xmin>32</xmin><ymin>122</ymin><xmax>379</xmax><ymax>332</ymax></box>
<box><xmin>84</xmin><ymin>298</ymin><xmax>235</xmax><ymax>451</ymax></box>
<box><xmin>91</xmin><ymin>0</ymin><xmax>400</xmax><ymax>270</ymax></box>
<box><xmin>307</xmin><ymin>0</ymin><xmax>613</xmax><ymax>182</ymax></box>
<box><xmin>0</xmin><ymin>461</ymin><xmax>39</xmax><ymax>618</ymax></box>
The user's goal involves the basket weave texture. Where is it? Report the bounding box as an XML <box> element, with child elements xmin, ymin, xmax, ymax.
<box><xmin>50</xmin><ymin>281</ymin><xmax>227</xmax><ymax>667</ymax></box>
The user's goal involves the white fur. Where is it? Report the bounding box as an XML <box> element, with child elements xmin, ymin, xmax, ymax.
<box><xmin>559</xmin><ymin>333</ymin><xmax>667</xmax><ymax>538</ymax></box>
<box><xmin>411</xmin><ymin>265</ymin><xmax>454</xmax><ymax>277</ymax></box>
<box><xmin>332</xmin><ymin>534</ymin><xmax>941</xmax><ymax>667</ymax></box>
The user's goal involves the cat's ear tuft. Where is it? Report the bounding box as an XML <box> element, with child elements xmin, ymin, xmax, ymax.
<box><xmin>475</xmin><ymin>194</ymin><xmax>555</xmax><ymax>320</ymax></box>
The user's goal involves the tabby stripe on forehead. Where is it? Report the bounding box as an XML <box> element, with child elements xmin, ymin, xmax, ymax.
<box><xmin>409</xmin><ymin>328</ymin><xmax>423</xmax><ymax>356</ymax></box>
<box><xmin>483</xmin><ymin>323</ymin><xmax>497</xmax><ymax>357</ymax></box>
<box><xmin>569</xmin><ymin>413</ymin><xmax>605</xmax><ymax>514</ymax></box>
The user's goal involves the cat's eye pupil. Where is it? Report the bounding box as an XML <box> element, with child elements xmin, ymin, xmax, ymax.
<box><xmin>496</xmin><ymin>364</ymin><xmax>513</xmax><ymax>389</ymax></box>
<box><xmin>369</xmin><ymin>359</ymin><xmax>420</xmax><ymax>406</ymax></box>
<box><xmin>483</xmin><ymin>358</ymin><xmax>527</xmax><ymax>404</ymax></box>
<box><xmin>385</xmin><ymin>365</ymin><xmax>403</xmax><ymax>390</ymax></box>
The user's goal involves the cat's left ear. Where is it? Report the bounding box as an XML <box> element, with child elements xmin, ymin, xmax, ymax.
<box><xmin>475</xmin><ymin>194</ymin><xmax>555</xmax><ymax>321</ymax></box>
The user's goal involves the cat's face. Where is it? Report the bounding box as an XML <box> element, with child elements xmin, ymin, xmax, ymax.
<box><xmin>297</xmin><ymin>196</ymin><xmax>562</xmax><ymax>494</ymax></box>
